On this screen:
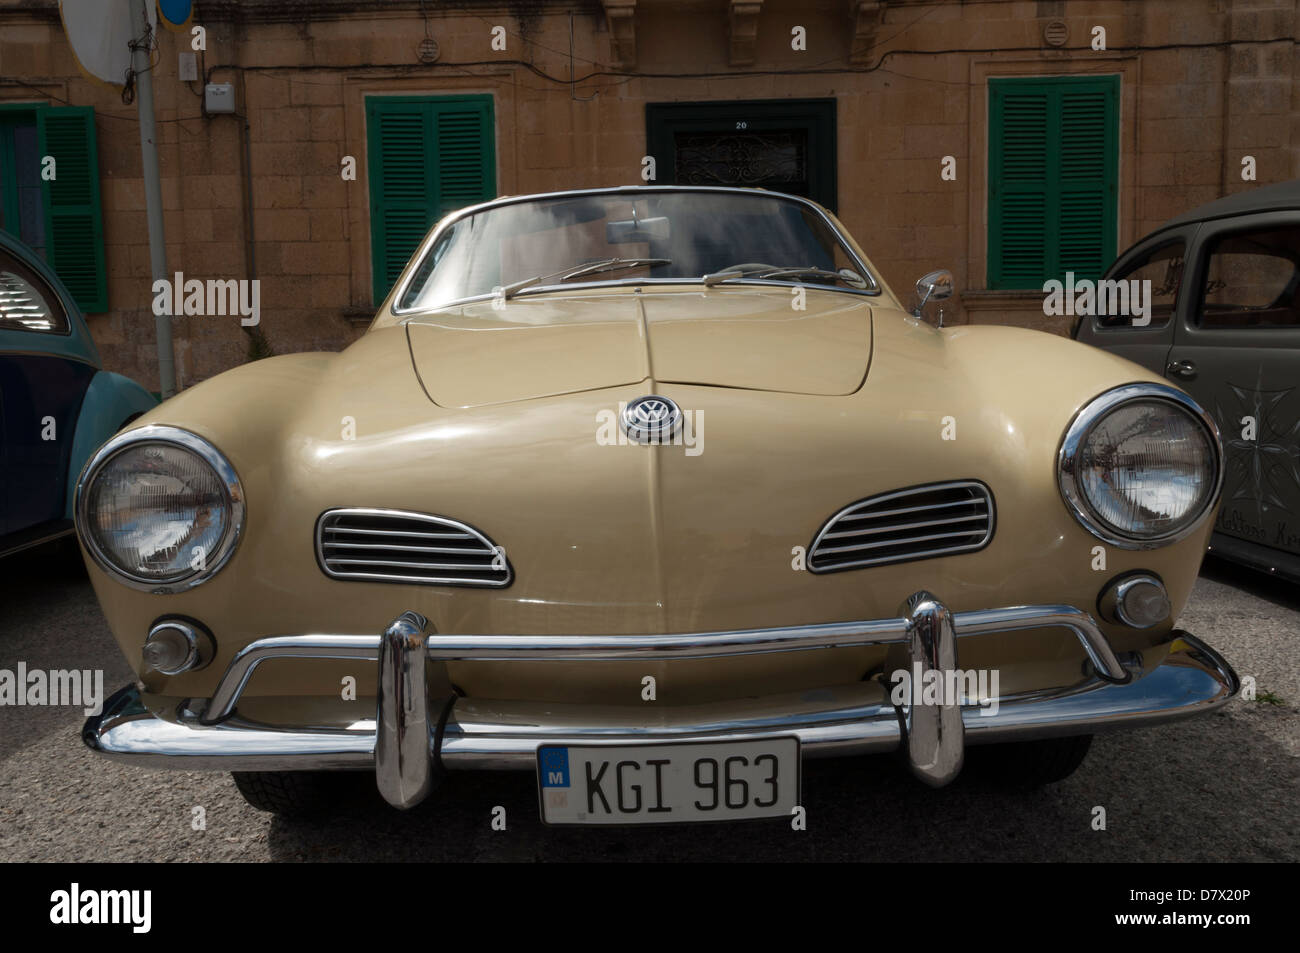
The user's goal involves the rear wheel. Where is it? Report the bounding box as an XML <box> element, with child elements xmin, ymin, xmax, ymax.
<box><xmin>969</xmin><ymin>734</ymin><xmax>1093</xmax><ymax>788</ymax></box>
<box><xmin>231</xmin><ymin>771</ymin><xmax>361</xmax><ymax>818</ymax></box>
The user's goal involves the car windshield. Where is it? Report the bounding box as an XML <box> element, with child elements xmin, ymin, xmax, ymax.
<box><xmin>396</xmin><ymin>190</ymin><xmax>870</xmax><ymax>312</ymax></box>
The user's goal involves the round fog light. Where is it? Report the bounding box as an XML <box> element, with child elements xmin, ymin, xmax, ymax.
<box><xmin>1100</xmin><ymin>575</ymin><xmax>1171</xmax><ymax>629</ymax></box>
<box><xmin>143</xmin><ymin>620</ymin><xmax>214</xmax><ymax>675</ymax></box>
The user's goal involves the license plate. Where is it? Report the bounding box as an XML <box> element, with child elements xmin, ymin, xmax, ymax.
<box><xmin>536</xmin><ymin>737</ymin><xmax>800</xmax><ymax>825</ymax></box>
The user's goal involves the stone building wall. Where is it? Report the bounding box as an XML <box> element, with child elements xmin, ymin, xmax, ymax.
<box><xmin>1</xmin><ymin>0</ymin><xmax>1297</xmax><ymax>390</ymax></box>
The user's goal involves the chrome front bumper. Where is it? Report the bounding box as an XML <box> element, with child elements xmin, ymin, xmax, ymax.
<box><xmin>84</xmin><ymin>591</ymin><xmax>1240</xmax><ymax>809</ymax></box>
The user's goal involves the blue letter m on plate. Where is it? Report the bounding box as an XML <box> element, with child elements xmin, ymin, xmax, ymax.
<box><xmin>539</xmin><ymin>747</ymin><xmax>569</xmax><ymax>787</ymax></box>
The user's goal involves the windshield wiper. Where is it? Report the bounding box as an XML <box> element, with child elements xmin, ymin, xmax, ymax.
<box><xmin>499</xmin><ymin>257</ymin><xmax>671</xmax><ymax>299</ymax></box>
<box><xmin>702</xmin><ymin>266</ymin><xmax>862</xmax><ymax>288</ymax></box>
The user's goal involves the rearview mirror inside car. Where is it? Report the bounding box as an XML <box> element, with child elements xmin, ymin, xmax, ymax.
<box><xmin>607</xmin><ymin>216</ymin><xmax>670</xmax><ymax>244</ymax></box>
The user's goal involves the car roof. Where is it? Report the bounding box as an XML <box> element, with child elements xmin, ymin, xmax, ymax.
<box><xmin>1156</xmin><ymin>178</ymin><xmax>1300</xmax><ymax>232</ymax></box>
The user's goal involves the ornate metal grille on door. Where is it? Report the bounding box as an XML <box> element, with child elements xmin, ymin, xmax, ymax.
<box><xmin>673</xmin><ymin>129</ymin><xmax>810</xmax><ymax>197</ymax></box>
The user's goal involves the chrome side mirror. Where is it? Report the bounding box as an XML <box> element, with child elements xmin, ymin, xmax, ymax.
<box><xmin>912</xmin><ymin>269</ymin><xmax>954</xmax><ymax>325</ymax></box>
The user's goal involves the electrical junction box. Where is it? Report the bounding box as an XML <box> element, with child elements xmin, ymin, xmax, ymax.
<box><xmin>204</xmin><ymin>83</ymin><xmax>236</xmax><ymax>114</ymax></box>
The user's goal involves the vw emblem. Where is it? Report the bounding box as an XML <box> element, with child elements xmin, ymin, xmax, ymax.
<box><xmin>621</xmin><ymin>395</ymin><xmax>682</xmax><ymax>443</ymax></box>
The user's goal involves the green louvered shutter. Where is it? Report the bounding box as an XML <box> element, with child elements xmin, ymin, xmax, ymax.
<box><xmin>37</xmin><ymin>106</ymin><xmax>107</xmax><ymax>312</ymax></box>
<box><xmin>988</xmin><ymin>76</ymin><xmax>1117</xmax><ymax>289</ymax></box>
<box><xmin>989</xmin><ymin>87</ymin><xmax>1049</xmax><ymax>287</ymax></box>
<box><xmin>367</xmin><ymin>95</ymin><xmax>495</xmax><ymax>304</ymax></box>
<box><xmin>1057</xmin><ymin>84</ymin><xmax>1116</xmax><ymax>279</ymax></box>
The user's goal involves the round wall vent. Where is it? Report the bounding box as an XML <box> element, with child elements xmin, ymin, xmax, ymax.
<box><xmin>1043</xmin><ymin>20</ymin><xmax>1069</xmax><ymax>47</ymax></box>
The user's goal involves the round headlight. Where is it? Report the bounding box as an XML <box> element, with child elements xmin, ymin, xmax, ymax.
<box><xmin>1059</xmin><ymin>384</ymin><xmax>1221</xmax><ymax>548</ymax></box>
<box><xmin>76</xmin><ymin>426</ymin><xmax>244</xmax><ymax>591</ymax></box>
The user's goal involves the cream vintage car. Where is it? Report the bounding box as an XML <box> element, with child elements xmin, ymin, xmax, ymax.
<box><xmin>79</xmin><ymin>186</ymin><xmax>1239</xmax><ymax>823</ymax></box>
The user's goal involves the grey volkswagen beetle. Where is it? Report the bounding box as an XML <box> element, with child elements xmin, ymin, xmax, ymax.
<box><xmin>1075</xmin><ymin>179</ymin><xmax>1300</xmax><ymax>583</ymax></box>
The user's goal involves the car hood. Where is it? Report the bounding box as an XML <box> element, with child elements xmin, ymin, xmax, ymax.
<box><xmin>110</xmin><ymin>317</ymin><xmax>1200</xmax><ymax>706</ymax></box>
<box><xmin>404</xmin><ymin>286</ymin><xmax>873</xmax><ymax>408</ymax></box>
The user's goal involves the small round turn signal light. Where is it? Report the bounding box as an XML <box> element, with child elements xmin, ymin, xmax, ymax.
<box><xmin>142</xmin><ymin>620</ymin><xmax>214</xmax><ymax>675</ymax></box>
<box><xmin>1099</xmin><ymin>574</ymin><xmax>1171</xmax><ymax>629</ymax></box>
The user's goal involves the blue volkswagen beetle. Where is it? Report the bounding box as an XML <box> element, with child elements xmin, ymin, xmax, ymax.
<box><xmin>0</xmin><ymin>230</ymin><xmax>156</xmax><ymax>558</ymax></box>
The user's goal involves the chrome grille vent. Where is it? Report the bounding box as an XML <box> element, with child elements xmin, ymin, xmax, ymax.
<box><xmin>316</xmin><ymin>508</ymin><xmax>512</xmax><ymax>587</ymax></box>
<box><xmin>809</xmin><ymin>481</ymin><xmax>995</xmax><ymax>573</ymax></box>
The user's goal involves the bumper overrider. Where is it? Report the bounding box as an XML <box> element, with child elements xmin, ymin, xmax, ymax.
<box><xmin>84</xmin><ymin>590</ymin><xmax>1239</xmax><ymax>810</ymax></box>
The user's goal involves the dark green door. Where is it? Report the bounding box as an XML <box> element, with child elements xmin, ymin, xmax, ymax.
<box><xmin>646</xmin><ymin>99</ymin><xmax>837</xmax><ymax>211</ymax></box>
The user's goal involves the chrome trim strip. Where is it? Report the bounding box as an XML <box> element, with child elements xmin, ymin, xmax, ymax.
<box><xmin>954</xmin><ymin>605</ymin><xmax>1128</xmax><ymax>685</ymax></box>
<box><xmin>329</xmin><ymin>558</ymin><xmax>499</xmax><ymax>571</ymax></box>
<box><xmin>837</xmin><ymin>498</ymin><xmax>987</xmax><ymax>522</ymax></box>
<box><xmin>1057</xmin><ymin>383</ymin><xmax>1225</xmax><ymax>550</ymax></box>
<box><xmin>201</xmin><ymin>634</ymin><xmax>384</xmax><ymax>725</ymax></box>
<box><xmin>323</xmin><ymin>542</ymin><xmax>484</xmax><ymax>555</ymax></box>
<box><xmin>73</xmin><ymin>425</ymin><xmax>246</xmax><ymax>594</ymax></box>
<box><xmin>326</xmin><ymin>526</ymin><xmax>474</xmax><ymax>540</ymax></box>
<box><xmin>821</xmin><ymin>512</ymin><xmax>988</xmax><ymax>540</ymax></box>
<box><xmin>389</xmin><ymin>185</ymin><xmax>881</xmax><ymax>316</ymax></box>
<box><xmin>420</xmin><ymin>618</ymin><xmax>909</xmax><ymax>661</ymax></box>
<box><xmin>816</xmin><ymin>527</ymin><xmax>990</xmax><ymax>555</ymax></box>
<box><xmin>439</xmin><ymin>714</ymin><xmax>900</xmax><ymax>770</ymax></box>
<box><xmin>197</xmin><ymin>601</ymin><xmax>1127</xmax><ymax>725</ymax></box>
<box><xmin>315</xmin><ymin>507</ymin><xmax>513</xmax><ymax>589</ymax></box>
<box><xmin>402</xmin><ymin>276</ymin><xmax>882</xmax><ymax>310</ymax></box>
<box><xmin>82</xmin><ymin>632</ymin><xmax>1238</xmax><ymax>773</ymax></box>
<box><xmin>808</xmin><ymin>480</ymin><xmax>995</xmax><ymax>573</ymax></box>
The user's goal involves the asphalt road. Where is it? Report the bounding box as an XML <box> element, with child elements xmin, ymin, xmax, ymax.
<box><xmin>1</xmin><ymin>545</ymin><xmax>1296</xmax><ymax>863</ymax></box>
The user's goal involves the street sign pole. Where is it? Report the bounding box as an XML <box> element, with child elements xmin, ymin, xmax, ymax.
<box><xmin>129</xmin><ymin>0</ymin><xmax>176</xmax><ymax>398</ymax></box>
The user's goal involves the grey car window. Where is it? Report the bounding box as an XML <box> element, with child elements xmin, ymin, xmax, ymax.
<box><xmin>1199</xmin><ymin>224</ymin><xmax>1300</xmax><ymax>329</ymax></box>
<box><xmin>1100</xmin><ymin>240</ymin><xmax>1184</xmax><ymax>328</ymax></box>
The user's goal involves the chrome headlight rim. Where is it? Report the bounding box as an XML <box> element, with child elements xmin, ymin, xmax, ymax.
<box><xmin>1058</xmin><ymin>382</ymin><xmax>1223</xmax><ymax>551</ymax></box>
<box><xmin>74</xmin><ymin>425</ymin><xmax>245</xmax><ymax>593</ymax></box>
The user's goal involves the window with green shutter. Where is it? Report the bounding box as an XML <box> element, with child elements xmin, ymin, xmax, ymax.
<box><xmin>0</xmin><ymin>104</ymin><xmax>106</xmax><ymax>312</ymax></box>
<box><xmin>366</xmin><ymin>95</ymin><xmax>496</xmax><ymax>304</ymax></box>
<box><xmin>987</xmin><ymin>76</ymin><xmax>1118</xmax><ymax>290</ymax></box>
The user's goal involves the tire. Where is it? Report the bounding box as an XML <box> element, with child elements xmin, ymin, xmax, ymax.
<box><xmin>16</xmin><ymin>534</ymin><xmax>87</xmax><ymax>576</ymax></box>
<box><xmin>231</xmin><ymin>771</ymin><xmax>359</xmax><ymax>818</ymax></box>
<box><xmin>52</xmin><ymin>534</ymin><xmax>88</xmax><ymax>574</ymax></box>
<box><xmin>970</xmin><ymin>734</ymin><xmax>1093</xmax><ymax>789</ymax></box>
